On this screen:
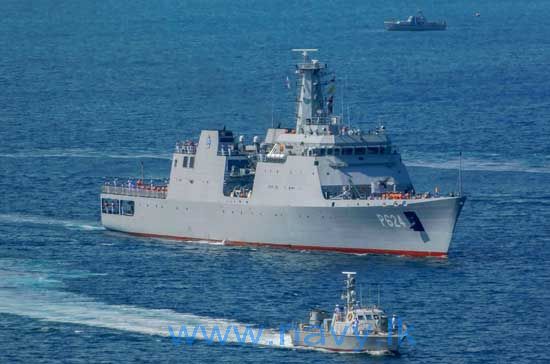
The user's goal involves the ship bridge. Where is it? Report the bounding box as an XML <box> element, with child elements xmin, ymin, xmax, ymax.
<box><xmin>103</xmin><ymin>51</ymin><xmax>451</xmax><ymax>206</ymax></box>
<box><xmin>245</xmin><ymin>51</ymin><xmax>415</xmax><ymax>200</ymax></box>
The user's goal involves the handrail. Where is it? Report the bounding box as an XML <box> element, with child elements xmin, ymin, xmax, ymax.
<box><xmin>101</xmin><ymin>185</ymin><xmax>167</xmax><ymax>199</ymax></box>
<box><xmin>175</xmin><ymin>145</ymin><xmax>197</xmax><ymax>154</ymax></box>
<box><xmin>328</xmin><ymin>192</ymin><xmax>455</xmax><ymax>201</ymax></box>
<box><xmin>218</xmin><ymin>146</ymin><xmax>246</xmax><ymax>156</ymax></box>
<box><xmin>258</xmin><ymin>153</ymin><xmax>287</xmax><ymax>163</ymax></box>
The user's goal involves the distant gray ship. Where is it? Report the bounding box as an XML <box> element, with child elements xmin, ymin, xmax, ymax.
<box><xmin>290</xmin><ymin>272</ymin><xmax>407</xmax><ymax>353</ymax></box>
<box><xmin>100</xmin><ymin>49</ymin><xmax>465</xmax><ymax>257</ymax></box>
<box><xmin>385</xmin><ymin>11</ymin><xmax>447</xmax><ymax>31</ymax></box>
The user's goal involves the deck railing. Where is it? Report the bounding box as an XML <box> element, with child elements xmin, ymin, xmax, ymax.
<box><xmin>101</xmin><ymin>185</ymin><xmax>167</xmax><ymax>199</ymax></box>
<box><xmin>175</xmin><ymin>144</ymin><xmax>197</xmax><ymax>155</ymax></box>
<box><xmin>258</xmin><ymin>153</ymin><xmax>287</xmax><ymax>163</ymax></box>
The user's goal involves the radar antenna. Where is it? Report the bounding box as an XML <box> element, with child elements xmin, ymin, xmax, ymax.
<box><xmin>341</xmin><ymin>271</ymin><xmax>357</xmax><ymax>310</ymax></box>
<box><xmin>291</xmin><ymin>48</ymin><xmax>318</xmax><ymax>62</ymax></box>
<box><xmin>458</xmin><ymin>151</ymin><xmax>463</xmax><ymax>196</ymax></box>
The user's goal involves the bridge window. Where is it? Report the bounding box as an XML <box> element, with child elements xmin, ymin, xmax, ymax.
<box><xmin>319</xmin><ymin>148</ymin><xmax>326</xmax><ymax>156</ymax></box>
<box><xmin>355</xmin><ymin>147</ymin><xmax>366</xmax><ymax>155</ymax></box>
<box><xmin>180</xmin><ymin>156</ymin><xmax>195</xmax><ymax>168</ymax></box>
<box><xmin>368</xmin><ymin>147</ymin><xmax>379</xmax><ymax>154</ymax></box>
<box><xmin>342</xmin><ymin>148</ymin><xmax>353</xmax><ymax>155</ymax></box>
<box><xmin>334</xmin><ymin>148</ymin><xmax>341</xmax><ymax>156</ymax></box>
<box><xmin>310</xmin><ymin>148</ymin><xmax>323</xmax><ymax>156</ymax></box>
<box><xmin>173</xmin><ymin>158</ymin><xmax>178</xmax><ymax>167</ymax></box>
<box><xmin>326</xmin><ymin>148</ymin><xmax>333</xmax><ymax>155</ymax></box>
<box><xmin>121</xmin><ymin>200</ymin><xmax>135</xmax><ymax>216</ymax></box>
<box><xmin>101</xmin><ymin>198</ymin><xmax>120</xmax><ymax>214</ymax></box>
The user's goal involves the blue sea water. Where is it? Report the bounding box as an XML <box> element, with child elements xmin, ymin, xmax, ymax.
<box><xmin>1</xmin><ymin>0</ymin><xmax>550</xmax><ymax>362</ymax></box>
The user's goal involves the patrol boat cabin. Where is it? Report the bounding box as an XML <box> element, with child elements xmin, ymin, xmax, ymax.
<box><xmin>289</xmin><ymin>272</ymin><xmax>407</xmax><ymax>353</ymax></box>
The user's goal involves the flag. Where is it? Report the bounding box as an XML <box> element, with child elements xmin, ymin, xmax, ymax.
<box><xmin>327</xmin><ymin>75</ymin><xmax>336</xmax><ymax>94</ymax></box>
<box><xmin>327</xmin><ymin>95</ymin><xmax>334</xmax><ymax>114</ymax></box>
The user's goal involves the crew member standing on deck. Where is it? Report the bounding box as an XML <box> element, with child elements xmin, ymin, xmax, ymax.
<box><xmin>353</xmin><ymin>316</ymin><xmax>359</xmax><ymax>332</ymax></box>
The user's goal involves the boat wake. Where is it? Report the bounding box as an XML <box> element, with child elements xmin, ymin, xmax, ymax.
<box><xmin>0</xmin><ymin>149</ymin><xmax>172</xmax><ymax>161</ymax></box>
<box><xmin>0</xmin><ymin>259</ymin><xmax>291</xmax><ymax>349</ymax></box>
<box><xmin>0</xmin><ymin>289</ymin><xmax>291</xmax><ymax>348</ymax></box>
<box><xmin>0</xmin><ymin>260</ymin><xmax>400</xmax><ymax>355</ymax></box>
<box><xmin>2</xmin><ymin>148</ymin><xmax>546</xmax><ymax>174</ymax></box>
<box><xmin>193</xmin><ymin>239</ymin><xmax>226</xmax><ymax>246</ymax></box>
<box><xmin>405</xmin><ymin>155</ymin><xmax>550</xmax><ymax>174</ymax></box>
<box><xmin>0</xmin><ymin>213</ymin><xmax>105</xmax><ymax>231</ymax></box>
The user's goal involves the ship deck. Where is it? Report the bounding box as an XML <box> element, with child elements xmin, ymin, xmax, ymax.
<box><xmin>101</xmin><ymin>179</ymin><xmax>168</xmax><ymax>199</ymax></box>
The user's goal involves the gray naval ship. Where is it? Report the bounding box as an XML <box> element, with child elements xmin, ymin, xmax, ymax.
<box><xmin>100</xmin><ymin>49</ymin><xmax>465</xmax><ymax>257</ymax></box>
<box><xmin>385</xmin><ymin>11</ymin><xmax>447</xmax><ymax>31</ymax></box>
<box><xmin>290</xmin><ymin>272</ymin><xmax>407</xmax><ymax>353</ymax></box>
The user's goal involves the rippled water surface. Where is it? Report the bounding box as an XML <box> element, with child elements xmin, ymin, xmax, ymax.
<box><xmin>1</xmin><ymin>0</ymin><xmax>549</xmax><ymax>363</ymax></box>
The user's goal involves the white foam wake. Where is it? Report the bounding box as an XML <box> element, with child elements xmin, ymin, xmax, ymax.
<box><xmin>0</xmin><ymin>260</ymin><xmax>291</xmax><ymax>349</ymax></box>
<box><xmin>0</xmin><ymin>288</ymin><xmax>292</xmax><ymax>348</ymax></box>
<box><xmin>0</xmin><ymin>149</ymin><xmax>171</xmax><ymax>160</ymax></box>
<box><xmin>0</xmin><ymin>262</ymin><xmax>399</xmax><ymax>355</ymax></box>
<box><xmin>0</xmin><ymin>213</ymin><xmax>104</xmax><ymax>231</ymax></box>
<box><xmin>405</xmin><ymin>155</ymin><xmax>550</xmax><ymax>174</ymax></box>
<box><xmin>191</xmin><ymin>240</ymin><xmax>226</xmax><ymax>246</ymax></box>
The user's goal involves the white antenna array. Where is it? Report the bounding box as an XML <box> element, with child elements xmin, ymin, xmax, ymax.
<box><xmin>459</xmin><ymin>151</ymin><xmax>463</xmax><ymax>196</ymax></box>
<box><xmin>270</xmin><ymin>80</ymin><xmax>274</xmax><ymax>128</ymax></box>
<box><xmin>291</xmin><ymin>48</ymin><xmax>318</xmax><ymax>62</ymax></box>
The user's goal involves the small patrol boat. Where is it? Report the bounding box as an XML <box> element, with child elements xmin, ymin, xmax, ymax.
<box><xmin>385</xmin><ymin>11</ymin><xmax>447</xmax><ymax>31</ymax></box>
<box><xmin>289</xmin><ymin>272</ymin><xmax>407</xmax><ymax>353</ymax></box>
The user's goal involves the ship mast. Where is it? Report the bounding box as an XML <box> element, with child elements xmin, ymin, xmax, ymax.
<box><xmin>291</xmin><ymin>49</ymin><xmax>331</xmax><ymax>135</ymax></box>
<box><xmin>341</xmin><ymin>271</ymin><xmax>357</xmax><ymax>311</ymax></box>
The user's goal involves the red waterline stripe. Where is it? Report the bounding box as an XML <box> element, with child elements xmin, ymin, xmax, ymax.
<box><xmin>115</xmin><ymin>230</ymin><xmax>447</xmax><ymax>258</ymax></box>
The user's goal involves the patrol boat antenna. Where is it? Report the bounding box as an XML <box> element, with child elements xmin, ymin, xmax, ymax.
<box><xmin>291</xmin><ymin>48</ymin><xmax>318</xmax><ymax>62</ymax></box>
<box><xmin>459</xmin><ymin>151</ymin><xmax>463</xmax><ymax>197</ymax></box>
<box><xmin>341</xmin><ymin>271</ymin><xmax>357</xmax><ymax>310</ymax></box>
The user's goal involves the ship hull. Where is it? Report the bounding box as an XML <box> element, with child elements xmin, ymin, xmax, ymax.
<box><xmin>384</xmin><ymin>22</ymin><xmax>446</xmax><ymax>31</ymax></box>
<box><xmin>100</xmin><ymin>195</ymin><xmax>465</xmax><ymax>257</ymax></box>
<box><xmin>289</xmin><ymin>329</ymin><xmax>402</xmax><ymax>353</ymax></box>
